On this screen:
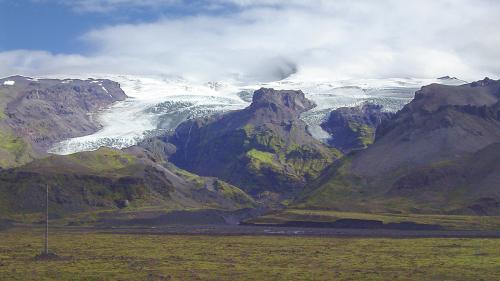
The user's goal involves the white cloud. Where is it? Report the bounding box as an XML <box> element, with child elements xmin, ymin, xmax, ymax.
<box><xmin>2</xmin><ymin>0</ymin><xmax>500</xmax><ymax>81</ymax></box>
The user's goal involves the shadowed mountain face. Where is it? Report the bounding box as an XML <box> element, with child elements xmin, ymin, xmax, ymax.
<box><xmin>0</xmin><ymin>76</ymin><xmax>127</xmax><ymax>168</ymax></box>
<box><xmin>167</xmin><ymin>88</ymin><xmax>341</xmax><ymax>196</ymax></box>
<box><xmin>389</xmin><ymin>143</ymin><xmax>500</xmax><ymax>215</ymax></box>
<box><xmin>299</xmin><ymin>78</ymin><xmax>500</xmax><ymax>215</ymax></box>
<box><xmin>321</xmin><ymin>103</ymin><xmax>394</xmax><ymax>152</ymax></box>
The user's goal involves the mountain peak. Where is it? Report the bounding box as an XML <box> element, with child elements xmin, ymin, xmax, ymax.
<box><xmin>470</xmin><ymin>77</ymin><xmax>497</xmax><ymax>87</ymax></box>
<box><xmin>250</xmin><ymin>88</ymin><xmax>315</xmax><ymax>114</ymax></box>
<box><xmin>166</xmin><ymin>87</ymin><xmax>339</xmax><ymax>196</ymax></box>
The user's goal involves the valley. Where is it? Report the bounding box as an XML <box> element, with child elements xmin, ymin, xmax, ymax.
<box><xmin>0</xmin><ymin>74</ymin><xmax>499</xmax><ymax>281</ymax></box>
<box><xmin>2</xmin><ymin>1</ymin><xmax>499</xmax><ymax>280</ymax></box>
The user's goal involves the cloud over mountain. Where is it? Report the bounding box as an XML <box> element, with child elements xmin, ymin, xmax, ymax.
<box><xmin>1</xmin><ymin>0</ymin><xmax>499</xmax><ymax>81</ymax></box>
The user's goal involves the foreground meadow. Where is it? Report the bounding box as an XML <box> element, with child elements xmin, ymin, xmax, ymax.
<box><xmin>0</xmin><ymin>227</ymin><xmax>499</xmax><ymax>281</ymax></box>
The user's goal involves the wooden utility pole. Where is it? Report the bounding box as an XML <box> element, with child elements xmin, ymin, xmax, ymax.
<box><xmin>44</xmin><ymin>184</ymin><xmax>49</xmax><ymax>255</ymax></box>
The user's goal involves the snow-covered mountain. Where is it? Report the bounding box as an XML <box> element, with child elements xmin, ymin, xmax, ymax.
<box><xmin>48</xmin><ymin>74</ymin><xmax>466</xmax><ymax>155</ymax></box>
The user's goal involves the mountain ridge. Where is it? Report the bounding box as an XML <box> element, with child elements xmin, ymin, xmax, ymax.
<box><xmin>1</xmin><ymin>76</ymin><xmax>498</xmax><ymax>221</ymax></box>
<box><xmin>298</xmin><ymin>78</ymin><xmax>500</xmax><ymax>215</ymax></box>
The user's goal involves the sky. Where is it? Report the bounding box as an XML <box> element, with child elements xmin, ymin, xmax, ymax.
<box><xmin>0</xmin><ymin>0</ymin><xmax>499</xmax><ymax>82</ymax></box>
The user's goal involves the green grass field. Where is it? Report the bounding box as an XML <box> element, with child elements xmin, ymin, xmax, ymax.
<box><xmin>0</xmin><ymin>227</ymin><xmax>499</xmax><ymax>280</ymax></box>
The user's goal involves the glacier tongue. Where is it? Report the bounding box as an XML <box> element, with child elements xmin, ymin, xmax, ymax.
<box><xmin>49</xmin><ymin>75</ymin><xmax>467</xmax><ymax>155</ymax></box>
<box><xmin>49</xmin><ymin>75</ymin><xmax>249</xmax><ymax>155</ymax></box>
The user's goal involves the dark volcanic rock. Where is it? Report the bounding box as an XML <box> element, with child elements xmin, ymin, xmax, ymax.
<box><xmin>321</xmin><ymin>103</ymin><xmax>394</xmax><ymax>152</ymax></box>
<box><xmin>33</xmin><ymin>252</ymin><xmax>67</xmax><ymax>261</ymax></box>
<box><xmin>244</xmin><ymin>218</ymin><xmax>442</xmax><ymax>230</ymax></box>
<box><xmin>166</xmin><ymin>88</ymin><xmax>341</xmax><ymax>196</ymax></box>
<box><xmin>101</xmin><ymin>209</ymin><xmax>229</xmax><ymax>226</ymax></box>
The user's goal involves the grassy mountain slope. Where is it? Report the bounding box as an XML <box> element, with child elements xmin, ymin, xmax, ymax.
<box><xmin>167</xmin><ymin>88</ymin><xmax>341</xmax><ymax>197</ymax></box>
<box><xmin>298</xmin><ymin>78</ymin><xmax>500</xmax><ymax>215</ymax></box>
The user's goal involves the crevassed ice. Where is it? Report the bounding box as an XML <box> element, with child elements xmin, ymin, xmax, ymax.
<box><xmin>49</xmin><ymin>75</ymin><xmax>466</xmax><ymax>155</ymax></box>
<box><xmin>49</xmin><ymin>75</ymin><xmax>249</xmax><ymax>155</ymax></box>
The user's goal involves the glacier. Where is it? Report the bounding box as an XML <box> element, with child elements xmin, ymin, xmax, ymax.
<box><xmin>48</xmin><ymin>74</ymin><xmax>466</xmax><ymax>155</ymax></box>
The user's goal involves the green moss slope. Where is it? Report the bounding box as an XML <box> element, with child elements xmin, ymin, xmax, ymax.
<box><xmin>241</xmin><ymin>127</ymin><xmax>340</xmax><ymax>195</ymax></box>
<box><xmin>0</xmin><ymin>129</ymin><xmax>36</xmax><ymax>168</ymax></box>
<box><xmin>0</xmin><ymin>147</ymin><xmax>257</xmax><ymax>219</ymax></box>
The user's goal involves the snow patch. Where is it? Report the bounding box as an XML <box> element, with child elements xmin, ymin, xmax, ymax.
<box><xmin>98</xmin><ymin>83</ymin><xmax>112</xmax><ymax>97</ymax></box>
<box><xmin>3</xmin><ymin>80</ymin><xmax>15</xmax><ymax>86</ymax></box>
